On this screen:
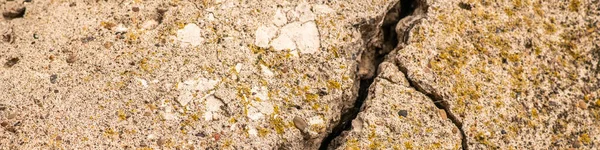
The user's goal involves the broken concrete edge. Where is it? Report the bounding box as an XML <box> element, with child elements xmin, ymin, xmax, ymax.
<box><xmin>323</xmin><ymin>0</ymin><xmax>467</xmax><ymax>149</ymax></box>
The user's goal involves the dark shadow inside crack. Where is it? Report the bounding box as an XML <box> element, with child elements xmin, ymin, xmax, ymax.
<box><xmin>319</xmin><ymin>0</ymin><xmax>422</xmax><ymax>149</ymax></box>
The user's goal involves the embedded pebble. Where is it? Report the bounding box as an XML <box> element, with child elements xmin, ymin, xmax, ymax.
<box><xmin>7</xmin><ymin>113</ymin><xmax>17</xmax><ymax>119</ymax></box>
<box><xmin>2</xmin><ymin>4</ymin><xmax>25</xmax><ymax>19</ymax></box>
<box><xmin>578</xmin><ymin>100</ymin><xmax>587</xmax><ymax>109</ymax></box>
<box><xmin>66</xmin><ymin>54</ymin><xmax>77</xmax><ymax>63</ymax></box>
<box><xmin>4</xmin><ymin>57</ymin><xmax>19</xmax><ymax>67</ymax></box>
<box><xmin>113</xmin><ymin>24</ymin><xmax>128</xmax><ymax>33</ymax></box>
<box><xmin>176</xmin><ymin>23</ymin><xmax>203</xmax><ymax>47</ymax></box>
<box><xmin>50</xmin><ymin>74</ymin><xmax>58</xmax><ymax>84</ymax></box>
<box><xmin>157</xmin><ymin>138</ymin><xmax>166</xmax><ymax>147</ymax></box>
<box><xmin>438</xmin><ymin>109</ymin><xmax>447</xmax><ymax>120</ymax></box>
<box><xmin>177</xmin><ymin>78</ymin><xmax>219</xmax><ymax>106</ymax></box>
<box><xmin>293</xmin><ymin>116</ymin><xmax>308</xmax><ymax>131</ymax></box>
<box><xmin>142</xmin><ymin>20</ymin><xmax>158</xmax><ymax>30</ymax></box>
<box><xmin>398</xmin><ymin>110</ymin><xmax>408</xmax><ymax>117</ymax></box>
<box><xmin>203</xmin><ymin>95</ymin><xmax>224</xmax><ymax>121</ymax></box>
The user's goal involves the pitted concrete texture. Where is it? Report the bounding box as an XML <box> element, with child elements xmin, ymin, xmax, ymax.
<box><xmin>393</xmin><ymin>0</ymin><xmax>600</xmax><ymax>149</ymax></box>
<box><xmin>0</xmin><ymin>0</ymin><xmax>393</xmax><ymax>149</ymax></box>
<box><xmin>2</xmin><ymin>0</ymin><xmax>600</xmax><ymax>149</ymax></box>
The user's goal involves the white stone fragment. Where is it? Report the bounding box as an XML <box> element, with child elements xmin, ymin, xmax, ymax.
<box><xmin>308</xmin><ymin>116</ymin><xmax>324</xmax><ymax>125</ymax></box>
<box><xmin>142</xmin><ymin>20</ymin><xmax>158</xmax><ymax>30</ymax></box>
<box><xmin>251</xmin><ymin>86</ymin><xmax>269</xmax><ymax>101</ymax></box>
<box><xmin>313</xmin><ymin>5</ymin><xmax>334</xmax><ymax>14</ymax></box>
<box><xmin>247</xmin><ymin>107</ymin><xmax>264</xmax><ymax>121</ymax></box>
<box><xmin>204</xmin><ymin>95</ymin><xmax>223</xmax><ymax>121</ymax></box>
<box><xmin>296</xmin><ymin>2</ymin><xmax>315</xmax><ymax>22</ymax></box>
<box><xmin>270</xmin><ymin>33</ymin><xmax>296</xmax><ymax>51</ymax></box>
<box><xmin>261</xmin><ymin>64</ymin><xmax>274</xmax><ymax>77</ymax></box>
<box><xmin>161</xmin><ymin>107</ymin><xmax>178</xmax><ymax>120</ymax></box>
<box><xmin>176</xmin><ymin>23</ymin><xmax>204</xmax><ymax>47</ymax></box>
<box><xmin>135</xmin><ymin>78</ymin><xmax>148</xmax><ymax>88</ymax></box>
<box><xmin>248</xmin><ymin>127</ymin><xmax>258</xmax><ymax>137</ymax></box>
<box><xmin>273</xmin><ymin>9</ymin><xmax>287</xmax><ymax>26</ymax></box>
<box><xmin>253</xmin><ymin>101</ymin><xmax>274</xmax><ymax>115</ymax></box>
<box><xmin>177</xmin><ymin>78</ymin><xmax>220</xmax><ymax>106</ymax></box>
<box><xmin>254</xmin><ymin>25</ymin><xmax>278</xmax><ymax>48</ymax></box>
<box><xmin>235</xmin><ymin>63</ymin><xmax>243</xmax><ymax>73</ymax></box>
<box><xmin>114</xmin><ymin>24</ymin><xmax>128</xmax><ymax>33</ymax></box>
<box><xmin>206</xmin><ymin>13</ymin><xmax>215</xmax><ymax>21</ymax></box>
<box><xmin>296</xmin><ymin>21</ymin><xmax>320</xmax><ymax>54</ymax></box>
<box><xmin>273</xmin><ymin>21</ymin><xmax>320</xmax><ymax>53</ymax></box>
<box><xmin>147</xmin><ymin>134</ymin><xmax>158</xmax><ymax>140</ymax></box>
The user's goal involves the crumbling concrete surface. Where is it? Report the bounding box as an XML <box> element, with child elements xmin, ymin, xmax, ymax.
<box><xmin>332</xmin><ymin>0</ymin><xmax>600</xmax><ymax>149</ymax></box>
<box><xmin>333</xmin><ymin>61</ymin><xmax>462</xmax><ymax>149</ymax></box>
<box><xmin>2</xmin><ymin>0</ymin><xmax>600</xmax><ymax>149</ymax></box>
<box><xmin>0</xmin><ymin>0</ymin><xmax>393</xmax><ymax>149</ymax></box>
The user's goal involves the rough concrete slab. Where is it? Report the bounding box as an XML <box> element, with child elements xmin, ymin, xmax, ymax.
<box><xmin>394</xmin><ymin>0</ymin><xmax>600</xmax><ymax>149</ymax></box>
<box><xmin>2</xmin><ymin>0</ymin><xmax>600</xmax><ymax>149</ymax></box>
<box><xmin>0</xmin><ymin>0</ymin><xmax>393</xmax><ymax>149</ymax></box>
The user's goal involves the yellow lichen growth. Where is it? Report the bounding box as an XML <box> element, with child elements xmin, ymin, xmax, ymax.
<box><xmin>100</xmin><ymin>21</ymin><xmax>115</xmax><ymax>29</ymax></box>
<box><xmin>580</xmin><ymin>133</ymin><xmax>591</xmax><ymax>144</ymax></box>
<box><xmin>404</xmin><ymin>141</ymin><xmax>413</xmax><ymax>149</ymax></box>
<box><xmin>117</xmin><ymin>110</ymin><xmax>126</xmax><ymax>121</ymax></box>
<box><xmin>569</xmin><ymin>0</ymin><xmax>581</xmax><ymax>12</ymax></box>
<box><xmin>345</xmin><ymin>138</ymin><xmax>360</xmax><ymax>150</ymax></box>
<box><xmin>533</xmin><ymin>2</ymin><xmax>544</xmax><ymax>16</ymax></box>
<box><xmin>269</xmin><ymin>115</ymin><xmax>286</xmax><ymax>134</ymax></box>
<box><xmin>104</xmin><ymin>128</ymin><xmax>117</xmax><ymax>137</ymax></box>
<box><xmin>305</xmin><ymin>93</ymin><xmax>319</xmax><ymax>102</ymax></box>
<box><xmin>258</xmin><ymin>127</ymin><xmax>270</xmax><ymax>137</ymax></box>
<box><xmin>544</xmin><ymin>21</ymin><xmax>557</xmax><ymax>34</ymax></box>
<box><xmin>328</xmin><ymin>80</ymin><xmax>342</xmax><ymax>90</ymax></box>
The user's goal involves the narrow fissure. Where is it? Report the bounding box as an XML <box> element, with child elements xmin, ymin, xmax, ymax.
<box><xmin>397</xmin><ymin>66</ymin><xmax>468</xmax><ymax>150</ymax></box>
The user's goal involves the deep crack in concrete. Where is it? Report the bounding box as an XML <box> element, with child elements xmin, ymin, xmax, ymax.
<box><xmin>319</xmin><ymin>0</ymin><xmax>468</xmax><ymax>149</ymax></box>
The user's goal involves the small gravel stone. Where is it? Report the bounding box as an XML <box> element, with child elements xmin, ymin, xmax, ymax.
<box><xmin>293</xmin><ymin>116</ymin><xmax>308</xmax><ymax>132</ymax></box>
<box><xmin>7</xmin><ymin>113</ymin><xmax>17</xmax><ymax>119</ymax></box>
<box><xmin>0</xmin><ymin>121</ymin><xmax>8</xmax><ymax>127</ymax></box>
<box><xmin>213</xmin><ymin>133</ymin><xmax>220</xmax><ymax>141</ymax></box>
<box><xmin>6</xmin><ymin>127</ymin><xmax>16</xmax><ymax>133</ymax></box>
<box><xmin>157</xmin><ymin>138</ymin><xmax>166</xmax><ymax>147</ymax></box>
<box><xmin>132</xmin><ymin>7</ymin><xmax>140</xmax><ymax>12</ymax></box>
<box><xmin>578</xmin><ymin>100</ymin><xmax>587</xmax><ymax>109</ymax></box>
<box><xmin>438</xmin><ymin>109</ymin><xmax>447</xmax><ymax>120</ymax></box>
<box><xmin>195</xmin><ymin>132</ymin><xmax>205</xmax><ymax>137</ymax></box>
<box><xmin>66</xmin><ymin>54</ymin><xmax>77</xmax><ymax>63</ymax></box>
<box><xmin>50</xmin><ymin>74</ymin><xmax>58</xmax><ymax>84</ymax></box>
<box><xmin>398</xmin><ymin>110</ymin><xmax>408</xmax><ymax>117</ymax></box>
<box><xmin>2</xmin><ymin>4</ymin><xmax>26</xmax><ymax>19</ymax></box>
<box><xmin>4</xmin><ymin>57</ymin><xmax>19</xmax><ymax>68</ymax></box>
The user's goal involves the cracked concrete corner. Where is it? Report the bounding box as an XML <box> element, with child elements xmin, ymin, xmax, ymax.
<box><xmin>394</xmin><ymin>0</ymin><xmax>600</xmax><ymax>149</ymax></box>
<box><xmin>331</xmin><ymin>61</ymin><xmax>462</xmax><ymax>149</ymax></box>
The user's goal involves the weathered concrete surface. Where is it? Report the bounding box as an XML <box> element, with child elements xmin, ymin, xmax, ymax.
<box><xmin>392</xmin><ymin>0</ymin><xmax>600</xmax><ymax>149</ymax></box>
<box><xmin>2</xmin><ymin>0</ymin><xmax>600</xmax><ymax>149</ymax></box>
<box><xmin>333</xmin><ymin>61</ymin><xmax>462</xmax><ymax>149</ymax></box>
<box><xmin>0</xmin><ymin>0</ymin><xmax>393</xmax><ymax>149</ymax></box>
